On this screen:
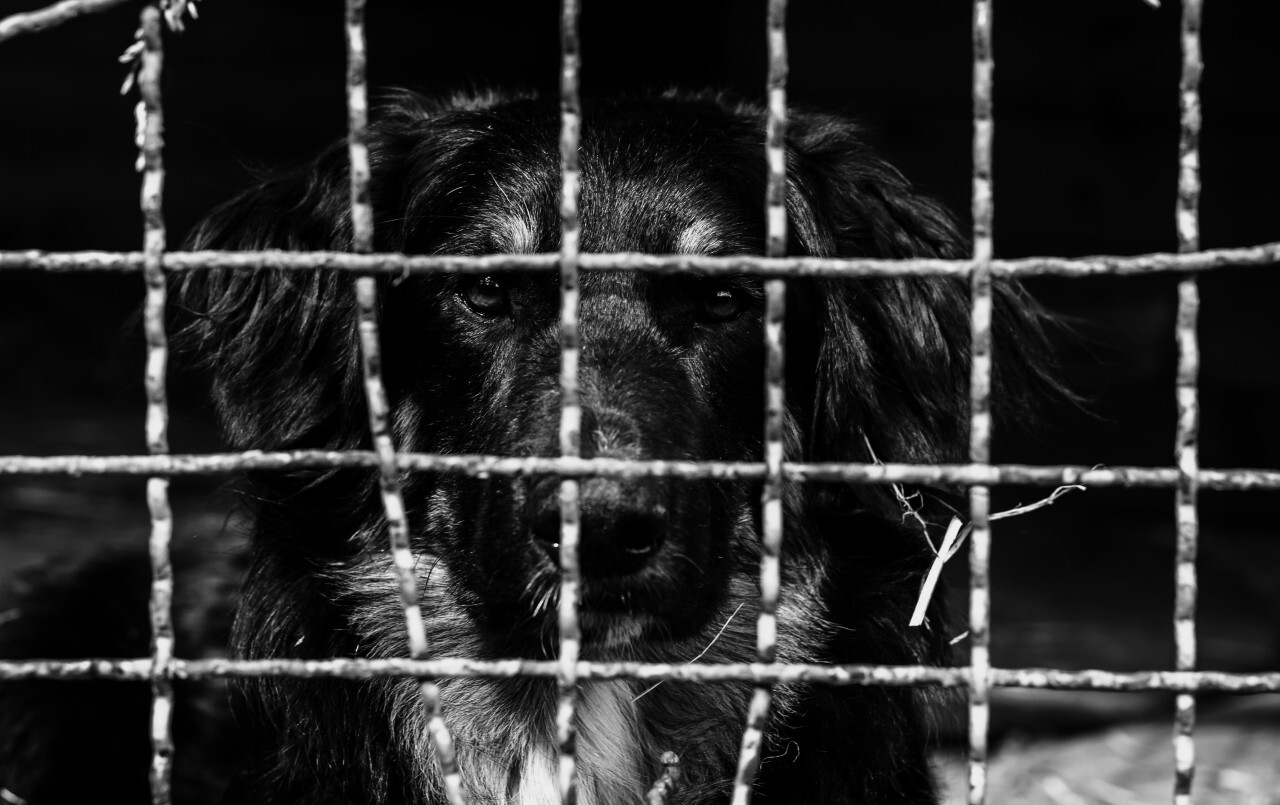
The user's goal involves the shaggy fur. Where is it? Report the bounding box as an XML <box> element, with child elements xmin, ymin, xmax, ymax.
<box><xmin>0</xmin><ymin>91</ymin><xmax>1062</xmax><ymax>804</ymax></box>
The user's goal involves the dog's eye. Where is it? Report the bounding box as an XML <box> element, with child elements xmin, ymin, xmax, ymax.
<box><xmin>698</xmin><ymin>283</ymin><xmax>745</xmax><ymax>323</ymax></box>
<box><xmin>462</xmin><ymin>275</ymin><xmax>510</xmax><ymax>316</ymax></box>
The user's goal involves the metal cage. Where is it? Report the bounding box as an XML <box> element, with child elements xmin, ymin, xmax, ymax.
<box><xmin>2</xmin><ymin>1</ymin><xmax>1279</xmax><ymax>803</ymax></box>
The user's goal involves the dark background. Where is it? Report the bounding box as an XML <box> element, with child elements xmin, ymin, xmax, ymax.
<box><xmin>1</xmin><ymin>0</ymin><xmax>1277</xmax><ymax>758</ymax></box>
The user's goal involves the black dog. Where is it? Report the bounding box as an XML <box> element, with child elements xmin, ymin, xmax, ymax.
<box><xmin>1</xmin><ymin>91</ymin><xmax>1060</xmax><ymax>804</ymax></box>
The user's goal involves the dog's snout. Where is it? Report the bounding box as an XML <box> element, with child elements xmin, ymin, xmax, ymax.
<box><xmin>580</xmin><ymin>406</ymin><xmax>643</xmax><ymax>460</ymax></box>
<box><xmin>532</xmin><ymin>479</ymin><xmax>667</xmax><ymax>576</ymax></box>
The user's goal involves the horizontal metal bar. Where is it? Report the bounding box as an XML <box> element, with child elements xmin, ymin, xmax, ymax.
<box><xmin>1</xmin><ymin>452</ymin><xmax>1276</xmax><ymax>490</ymax></box>
<box><xmin>0</xmin><ymin>0</ymin><xmax>129</xmax><ymax>43</ymax></box>
<box><xmin>2</xmin><ymin>657</ymin><xmax>1278</xmax><ymax>693</ymax></box>
<box><xmin>1</xmin><ymin>243</ymin><xmax>1277</xmax><ymax>277</ymax></box>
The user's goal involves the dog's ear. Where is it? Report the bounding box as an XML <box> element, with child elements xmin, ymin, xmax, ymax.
<box><xmin>784</xmin><ymin>113</ymin><xmax>1063</xmax><ymax>471</ymax></box>
<box><xmin>171</xmin><ymin>140</ymin><xmax>367</xmax><ymax>450</ymax></box>
<box><xmin>172</xmin><ymin>94</ymin><xmax>529</xmax><ymax>450</ymax></box>
<box><xmin>171</xmin><ymin>94</ymin><xmax>476</xmax><ymax>450</ymax></box>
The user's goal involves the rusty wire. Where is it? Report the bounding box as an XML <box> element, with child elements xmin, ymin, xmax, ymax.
<box><xmin>4</xmin><ymin>657</ymin><xmax>1280</xmax><ymax>695</ymax></box>
<box><xmin>556</xmin><ymin>1</ymin><xmax>583</xmax><ymax>801</ymax></box>
<box><xmin>645</xmin><ymin>752</ymin><xmax>681</xmax><ymax>805</ymax></box>
<box><xmin>134</xmin><ymin>8</ymin><xmax>176</xmax><ymax>805</ymax></box>
<box><xmin>730</xmin><ymin>3</ymin><xmax>788</xmax><ymax>803</ymax></box>
<box><xmin>3</xmin><ymin>243</ymin><xmax>1277</xmax><ymax>276</ymax></box>
<box><xmin>1173</xmin><ymin>1</ymin><xmax>1204</xmax><ymax>802</ymax></box>
<box><xmin>343</xmin><ymin>0</ymin><xmax>466</xmax><ymax>801</ymax></box>
<box><xmin>3</xmin><ymin>453</ymin><xmax>1279</xmax><ymax>491</ymax></box>
<box><xmin>0</xmin><ymin>0</ymin><xmax>129</xmax><ymax>42</ymax></box>
<box><xmin>967</xmin><ymin>2</ymin><xmax>995</xmax><ymax>804</ymax></box>
<box><xmin>0</xmin><ymin>0</ymin><xmax>195</xmax><ymax>42</ymax></box>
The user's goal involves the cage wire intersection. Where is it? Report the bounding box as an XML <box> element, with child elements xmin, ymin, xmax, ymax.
<box><xmin>1</xmin><ymin>1</ymin><xmax>1279</xmax><ymax>804</ymax></box>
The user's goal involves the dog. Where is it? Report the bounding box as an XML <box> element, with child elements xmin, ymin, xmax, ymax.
<box><xmin>0</xmin><ymin>90</ymin><xmax>1062</xmax><ymax>804</ymax></box>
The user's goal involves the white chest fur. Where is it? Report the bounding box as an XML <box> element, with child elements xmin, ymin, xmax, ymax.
<box><xmin>450</xmin><ymin>680</ymin><xmax>649</xmax><ymax>805</ymax></box>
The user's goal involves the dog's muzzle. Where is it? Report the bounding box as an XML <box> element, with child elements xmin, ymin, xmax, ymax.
<box><xmin>532</xmin><ymin>477</ymin><xmax>668</xmax><ymax>577</ymax></box>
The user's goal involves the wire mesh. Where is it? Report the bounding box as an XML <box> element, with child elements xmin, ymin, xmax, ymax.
<box><xmin>0</xmin><ymin>1</ymin><xmax>1277</xmax><ymax>804</ymax></box>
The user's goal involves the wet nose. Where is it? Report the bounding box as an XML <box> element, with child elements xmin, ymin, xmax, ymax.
<box><xmin>532</xmin><ymin>478</ymin><xmax>667</xmax><ymax>577</ymax></box>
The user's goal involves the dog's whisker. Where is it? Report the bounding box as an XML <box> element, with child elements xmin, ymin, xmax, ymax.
<box><xmin>632</xmin><ymin>602</ymin><xmax>746</xmax><ymax>704</ymax></box>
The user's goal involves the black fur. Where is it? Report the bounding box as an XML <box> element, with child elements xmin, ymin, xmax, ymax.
<box><xmin>0</xmin><ymin>547</ymin><xmax>242</xmax><ymax>805</ymax></box>
<box><xmin>1</xmin><ymin>91</ymin><xmax>1062</xmax><ymax>804</ymax></box>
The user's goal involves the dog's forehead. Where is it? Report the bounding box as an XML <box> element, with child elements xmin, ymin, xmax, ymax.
<box><xmin>580</xmin><ymin>197</ymin><xmax>732</xmax><ymax>255</ymax></box>
<box><xmin>575</xmin><ymin>167</ymin><xmax>755</xmax><ymax>255</ymax></box>
<box><xmin>672</xmin><ymin>219</ymin><xmax>725</xmax><ymax>255</ymax></box>
<box><xmin>577</xmin><ymin>135</ymin><xmax>757</xmax><ymax>254</ymax></box>
<box><xmin>441</xmin><ymin>99</ymin><xmax>766</xmax><ymax>256</ymax></box>
<box><xmin>476</xmin><ymin>165</ymin><xmax>751</xmax><ymax>256</ymax></box>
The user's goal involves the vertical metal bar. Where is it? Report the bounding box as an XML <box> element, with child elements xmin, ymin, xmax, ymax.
<box><xmin>138</xmin><ymin>7</ymin><xmax>173</xmax><ymax>804</ymax></box>
<box><xmin>645</xmin><ymin>752</ymin><xmax>681</xmax><ymax>805</ymax></box>
<box><xmin>557</xmin><ymin>1</ymin><xmax>583</xmax><ymax>803</ymax></box>
<box><xmin>1173</xmin><ymin>1</ymin><xmax>1202</xmax><ymax>803</ymax></box>
<box><xmin>344</xmin><ymin>2</ymin><xmax>466</xmax><ymax>802</ymax></box>
<box><xmin>344</xmin><ymin>0</ymin><xmax>374</xmax><ymax>256</ymax></box>
<box><xmin>730</xmin><ymin>2</ymin><xmax>787</xmax><ymax>803</ymax></box>
<box><xmin>968</xmin><ymin>1</ymin><xmax>995</xmax><ymax>804</ymax></box>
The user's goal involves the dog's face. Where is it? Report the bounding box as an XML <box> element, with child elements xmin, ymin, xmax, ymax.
<box><xmin>381</xmin><ymin>103</ymin><xmax>775</xmax><ymax>647</ymax></box>
<box><xmin>402</xmin><ymin>269</ymin><xmax>764</xmax><ymax>647</ymax></box>
<box><xmin>176</xmin><ymin>92</ymin><xmax>1059</xmax><ymax>658</ymax></box>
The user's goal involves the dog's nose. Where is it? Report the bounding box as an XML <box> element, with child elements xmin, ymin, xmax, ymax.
<box><xmin>532</xmin><ymin>480</ymin><xmax>667</xmax><ymax>576</ymax></box>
